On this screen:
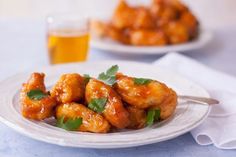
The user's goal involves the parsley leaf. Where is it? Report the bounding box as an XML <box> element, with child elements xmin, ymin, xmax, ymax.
<box><xmin>27</xmin><ymin>89</ymin><xmax>48</xmax><ymax>100</ymax></box>
<box><xmin>56</xmin><ymin>116</ymin><xmax>83</xmax><ymax>131</ymax></box>
<box><xmin>106</xmin><ymin>65</ymin><xmax>119</xmax><ymax>76</ymax></box>
<box><xmin>146</xmin><ymin>109</ymin><xmax>161</xmax><ymax>126</ymax></box>
<box><xmin>88</xmin><ymin>98</ymin><xmax>107</xmax><ymax>113</ymax></box>
<box><xmin>154</xmin><ymin>109</ymin><xmax>161</xmax><ymax>120</ymax></box>
<box><xmin>146</xmin><ymin>109</ymin><xmax>156</xmax><ymax>126</ymax></box>
<box><xmin>134</xmin><ymin>78</ymin><xmax>152</xmax><ymax>85</ymax></box>
<box><xmin>83</xmin><ymin>74</ymin><xmax>91</xmax><ymax>84</ymax></box>
<box><xmin>98</xmin><ymin>65</ymin><xmax>119</xmax><ymax>85</ymax></box>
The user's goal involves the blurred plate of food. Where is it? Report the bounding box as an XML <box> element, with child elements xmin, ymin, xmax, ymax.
<box><xmin>90</xmin><ymin>0</ymin><xmax>212</xmax><ymax>54</ymax></box>
<box><xmin>0</xmin><ymin>61</ymin><xmax>210</xmax><ymax>148</ymax></box>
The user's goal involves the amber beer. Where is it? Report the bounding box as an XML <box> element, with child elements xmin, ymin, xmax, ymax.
<box><xmin>47</xmin><ymin>14</ymin><xmax>89</xmax><ymax>64</ymax></box>
<box><xmin>48</xmin><ymin>31</ymin><xmax>89</xmax><ymax>64</ymax></box>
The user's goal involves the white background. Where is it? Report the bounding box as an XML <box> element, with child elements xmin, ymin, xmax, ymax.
<box><xmin>0</xmin><ymin>0</ymin><xmax>235</xmax><ymax>29</ymax></box>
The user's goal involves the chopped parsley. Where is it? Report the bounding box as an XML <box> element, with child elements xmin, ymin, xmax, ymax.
<box><xmin>27</xmin><ymin>89</ymin><xmax>48</xmax><ymax>100</ymax></box>
<box><xmin>56</xmin><ymin>116</ymin><xmax>83</xmax><ymax>131</ymax></box>
<box><xmin>88</xmin><ymin>98</ymin><xmax>107</xmax><ymax>113</ymax></box>
<box><xmin>134</xmin><ymin>78</ymin><xmax>152</xmax><ymax>85</ymax></box>
<box><xmin>98</xmin><ymin>65</ymin><xmax>119</xmax><ymax>85</ymax></box>
<box><xmin>146</xmin><ymin>109</ymin><xmax>161</xmax><ymax>126</ymax></box>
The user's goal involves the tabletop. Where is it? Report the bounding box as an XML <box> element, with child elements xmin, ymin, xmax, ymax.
<box><xmin>0</xmin><ymin>20</ymin><xmax>236</xmax><ymax>157</ymax></box>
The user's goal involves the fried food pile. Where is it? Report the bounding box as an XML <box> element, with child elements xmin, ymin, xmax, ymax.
<box><xmin>91</xmin><ymin>0</ymin><xmax>199</xmax><ymax>46</ymax></box>
<box><xmin>20</xmin><ymin>65</ymin><xmax>177</xmax><ymax>133</ymax></box>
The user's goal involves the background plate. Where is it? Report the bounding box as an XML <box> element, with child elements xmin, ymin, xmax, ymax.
<box><xmin>0</xmin><ymin>61</ymin><xmax>210</xmax><ymax>148</ymax></box>
<box><xmin>91</xmin><ymin>30</ymin><xmax>212</xmax><ymax>55</ymax></box>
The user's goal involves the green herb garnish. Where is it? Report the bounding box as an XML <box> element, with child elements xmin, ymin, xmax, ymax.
<box><xmin>83</xmin><ymin>74</ymin><xmax>91</xmax><ymax>84</ymax></box>
<box><xmin>56</xmin><ymin>116</ymin><xmax>83</xmax><ymax>131</ymax></box>
<box><xmin>146</xmin><ymin>109</ymin><xmax>161</xmax><ymax>126</ymax></box>
<box><xmin>98</xmin><ymin>65</ymin><xmax>119</xmax><ymax>85</ymax></box>
<box><xmin>134</xmin><ymin>78</ymin><xmax>152</xmax><ymax>85</ymax></box>
<box><xmin>88</xmin><ymin>98</ymin><xmax>107</xmax><ymax>113</ymax></box>
<box><xmin>154</xmin><ymin>109</ymin><xmax>161</xmax><ymax>120</ymax></box>
<box><xmin>27</xmin><ymin>89</ymin><xmax>48</xmax><ymax>100</ymax></box>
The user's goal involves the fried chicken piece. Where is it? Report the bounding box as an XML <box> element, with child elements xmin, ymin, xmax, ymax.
<box><xmin>90</xmin><ymin>20</ymin><xmax>130</xmax><ymax>44</ymax></box>
<box><xmin>151</xmin><ymin>0</ymin><xmax>190</xmax><ymax>27</ymax></box>
<box><xmin>150</xmin><ymin>1</ymin><xmax>178</xmax><ymax>27</ymax></box>
<box><xmin>56</xmin><ymin>103</ymin><xmax>110</xmax><ymax>133</ymax></box>
<box><xmin>112</xmin><ymin>0</ymin><xmax>155</xmax><ymax>29</ymax></box>
<box><xmin>151</xmin><ymin>0</ymin><xmax>188</xmax><ymax>13</ymax></box>
<box><xmin>20</xmin><ymin>73</ymin><xmax>56</xmax><ymax>120</ymax></box>
<box><xmin>180</xmin><ymin>11</ymin><xmax>199</xmax><ymax>39</ymax></box>
<box><xmin>90</xmin><ymin>20</ymin><xmax>108</xmax><ymax>38</ymax></box>
<box><xmin>50</xmin><ymin>74</ymin><xmax>85</xmax><ymax>104</ymax></box>
<box><xmin>164</xmin><ymin>21</ymin><xmax>189</xmax><ymax>44</ymax></box>
<box><xmin>167</xmin><ymin>0</ymin><xmax>188</xmax><ymax>12</ymax></box>
<box><xmin>85</xmin><ymin>79</ymin><xmax>130</xmax><ymax>129</ymax></box>
<box><xmin>114</xmin><ymin>73</ymin><xmax>170</xmax><ymax>109</ymax></box>
<box><xmin>111</xmin><ymin>0</ymin><xmax>136</xmax><ymax>29</ymax></box>
<box><xmin>133</xmin><ymin>6</ymin><xmax>156</xmax><ymax>29</ymax></box>
<box><xmin>151</xmin><ymin>88</ymin><xmax>177</xmax><ymax>120</ymax></box>
<box><xmin>126</xmin><ymin>106</ymin><xmax>146</xmax><ymax>129</ymax></box>
<box><xmin>158</xmin><ymin>7</ymin><xmax>178</xmax><ymax>27</ymax></box>
<box><xmin>106</xmin><ymin>24</ymin><xmax>130</xmax><ymax>44</ymax></box>
<box><xmin>130</xmin><ymin>29</ymin><xmax>168</xmax><ymax>46</ymax></box>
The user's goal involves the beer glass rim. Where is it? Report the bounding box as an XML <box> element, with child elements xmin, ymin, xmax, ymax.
<box><xmin>47</xmin><ymin>12</ymin><xmax>89</xmax><ymax>24</ymax></box>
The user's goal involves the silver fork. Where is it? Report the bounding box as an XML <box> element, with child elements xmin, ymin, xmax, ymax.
<box><xmin>178</xmin><ymin>95</ymin><xmax>219</xmax><ymax>105</ymax></box>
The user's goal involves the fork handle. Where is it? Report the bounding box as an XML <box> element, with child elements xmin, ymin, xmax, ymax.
<box><xmin>178</xmin><ymin>95</ymin><xmax>219</xmax><ymax>105</ymax></box>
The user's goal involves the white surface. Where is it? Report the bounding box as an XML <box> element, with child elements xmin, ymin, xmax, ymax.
<box><xmin>0</xmin><ymin>0</ymin><xmax>236</xmax><ymax>29</ymax></box>
<box><xmin>91</xmin><ymin>30</ymin><xmax>212</xmax><ymax>55</ymax></box>
<box><xmin>154</xmin><ymin>53</ymin><xmax>236</xmax><ymax>149</ymax></box>
<box><xmin>0</xmin><ymin>61</ymin><xmax>210</xmax><ymax>148</ymax></box>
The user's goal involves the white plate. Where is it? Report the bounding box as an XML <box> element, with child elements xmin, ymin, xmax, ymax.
<box><xmin>91</xmin><ymin>30</ymin><xmax>212</xmax><ymax>55</ymax></box>
<box><xmin>0</xmin><ymin>61</ymin><xmax>210</xmax><ymax>148</ymax></box>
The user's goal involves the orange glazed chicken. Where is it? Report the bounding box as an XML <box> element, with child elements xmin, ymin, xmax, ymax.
<box><xmin>91</xmin><ymin>0</ymin><xmax>199</xmax><ymax>46</ymax></box>
<box><xmin>114</xmin><ymin>73</ymin><xmax>177</xmax><ymax>120</ymax></box>
<box><xmin>20</xmin><ymin>73</ymin><xmax>56</xmax><ymax>120</ymax></box>
<box><xmin>20</xmin><ymin>65</ymin><xmax>178</xmax><ymax>133</ymax></box>
<box><xmin>50</xmin><ymin>73</ymin><xmax>85</xmax><ymax>104</ymax></box>
<box><xmin>126</xmin><ymin>106</ymin><xmax>146</xmax><ymax>129</ymax></box>
<box><xmin>56</xmin><ymin>103</ymin><xmax>110</xmax><ymax>133</ymax></box>
<box><xmin>85</xmin><ymin>79</ymin><xmax>130</xmax><ymax>129</ymax></box>
<box><xmin>114</xmin><ymin>73</ymin><xmax>171</xmax><ymax>109</ymax></box>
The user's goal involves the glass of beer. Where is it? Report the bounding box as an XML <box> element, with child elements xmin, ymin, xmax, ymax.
<box><xmin>47</xmin><ymin>13</ymin><xmax>89</xmax><ymax>64</ymax></box>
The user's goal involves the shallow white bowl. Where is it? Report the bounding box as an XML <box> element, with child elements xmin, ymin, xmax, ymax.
<box><xmin>0</xmin><ymin>61</ymin><xmax>210</xmax><ymax>148</ymax></box>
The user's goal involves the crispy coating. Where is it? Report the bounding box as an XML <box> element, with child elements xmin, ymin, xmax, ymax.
<box><xmin>150</xmin><ymin>0</ymin><xmax>179</xmax><ymax>27</ymax></box>
<box><xmin>112</xmin><ymin>1</ymin><xmax>155</xmax><ymax>29</ymax></box>
<box><xmin>85</xmin><ymin>79</ymin><xmax>130</xmax><ymax>129</ymax></box>
<box><xmin>180</xmin><ymin>11</ymin><xmax>199</xmax><ymax>39</ymax></box>
<box><xmin>20</xmin><ymin>73</ymin><xmax>56</xmax><ymax>120</ymax></box>
<box><xmin>106</xmin><ymin>24</ymin><xmax>130</xmax><ymax>44</ymax></box>
<box><xmin>151</xmin><ymin>88</ymin><xmax>177</xmax><ymax>120</ymax></box>
<box><xmin>133</xmin><ymin>6</ymin><xmax>156</xmax><ymax>29</ymax></box>
<box><xmin>111</xmin><ymin>0</ymin><xmax>136</xmax><ymax>29</ymax></box>
<box><xmin>50</xmin><ymin>73</ymin><xmax>85</xmax><ymax>104</ymax></box>
<box><xmin>90</xmin><ymin>20</ymin><xmax>108</xmax><ymax>38</ymax></box>
<box><xmin>130</xmin><ymin>29</ymin><xmax>168</xmax><ymax>46</ymax></box>
<box><xmin>164</xmin><ymin>21</ymin><xmax>189</xmax><ymax>44</ymax></box>
<box><xmin>114</xmin><ymin>73</ymin><xmax>170</xmax><ymax>109</ymax></box>
<box><xmin>151</xmin><ymin>0</ymin><xmax>188</xmax><ymax>13</ymax></box>
<box><xmin>89</xmin><ymin>20</ymin><xmax>130</xmax><ymax>44</ymax></box>
<box><xmin>126</xmin><ymin>106</ymin><xmax>146</xmax><ymax>129</ymax></box>
<box><xmin>56</xmin><ymin>103</ymin><xmax>110</xmax><ymax>133</ymax></box>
